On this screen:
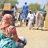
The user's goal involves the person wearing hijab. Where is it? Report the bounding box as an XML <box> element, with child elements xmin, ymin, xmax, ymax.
<box><xmin>0</xmin><ymin>14</ymin><xmax>26</xmax><ymax>48</ymax></box>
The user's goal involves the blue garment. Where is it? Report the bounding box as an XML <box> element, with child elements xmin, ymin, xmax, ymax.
<box><xmin>21</xmin><ymin>4</ymin><xmax>28</xmax><ymax>20</ymax></box>
<box><xmin>0</xmin><ymin>29</ymin><xmax>25</xmax><ymax>48</ymax></box>
<box><xmin>0</xmin><ymin>29</ymin><xmax>16</xmax><ymax>48</ymax></box>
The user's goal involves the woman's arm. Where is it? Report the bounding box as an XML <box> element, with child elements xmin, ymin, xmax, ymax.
<box><xmin>9</xmin><ymin>26</ymin><xmax>19</xmax><ymax>42</ymax></box>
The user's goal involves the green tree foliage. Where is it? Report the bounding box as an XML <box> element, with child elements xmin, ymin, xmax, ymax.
<box><xmin>4</xmin><ymin>0</ymin><xmax>18</xmax><ymax>6</ymax></box>
<box><xmin>0</xmin><ymin>0</ymin><xmax>18</xmax><ymax>8</ymax></box>
<box><xmin>0</xmin><ymin>0</ymin><xmax>4</xmax><ymax>8</ymax></box>
<box><xmin>29</xmin><ymin>3</ymin><xmax>40</xmax><ymax>11</ymax></box>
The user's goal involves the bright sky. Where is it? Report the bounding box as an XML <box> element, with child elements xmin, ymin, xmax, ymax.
<box><xmin>17</xmin><ymin>0</ymin><xmax>47</xmax><ymax>8</ymax></box>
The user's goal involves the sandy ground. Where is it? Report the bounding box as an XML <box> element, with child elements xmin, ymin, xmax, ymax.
<box><xmin>16</xmin><ymin>25</ymin><xmax>48</xmax><ymax>48</ymax></box>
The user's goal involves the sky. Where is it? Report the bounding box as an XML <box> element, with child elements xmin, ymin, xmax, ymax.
<box><xmin>16</xmin><ymin>0</ymin><xmax>48</xmax><ymax>8</ymax></box>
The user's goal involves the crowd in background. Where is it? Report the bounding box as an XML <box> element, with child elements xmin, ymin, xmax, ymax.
<box><xmin>13</xmin><ymin>2</ymin><xmax>46</xmax><ymax>30</ymax></box>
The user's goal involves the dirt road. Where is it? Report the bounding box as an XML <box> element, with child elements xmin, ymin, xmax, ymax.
<box><xmin>16</xmin><ymin>26</ymin><xmax>48</xmax><ymax>48</ymax></box>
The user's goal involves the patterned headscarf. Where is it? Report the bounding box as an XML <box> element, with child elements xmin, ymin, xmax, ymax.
<box><xmin>0</xmin><ymin>14</ymin><xmax>12</xmax><ymax>29</ymax></box>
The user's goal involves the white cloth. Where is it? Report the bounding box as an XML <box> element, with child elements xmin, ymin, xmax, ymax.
<box><xmin>27</xmin><ymin>13</ymin><xmax>34</xmax><ymax>21</ymax></box>
<box><xmin>27</xmin><ymin>13</ymin><xmax>34</xmax><ymax>29</ymax></box>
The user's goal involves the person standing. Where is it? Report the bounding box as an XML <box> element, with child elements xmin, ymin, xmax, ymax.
<box><xmin>35</xmin><ymin>11</ymin><xmax>44</xmax><ymax>30</ymax></box>
<box><xmin>21</xmin><ymin>2</ymin><xmax>28</xmax><ymax>26</ymax></box>
<box><xmin>12</xmin><ymin>6</ymin><xmax>17</xmax><ymax>26</ymax></box>
<box><xmin>39</xmin><ymin>11</ymin><xmax>45</xmax><ymax>30</ymax></box>
<box><xmin>35</xmin><ymin>11</ymin><xmax>41</xmax><ymax>29</ymax></box>
<box><xmin>27</xmin><ymin>10</ymin><xmax>35</xmax><ymax>29</ymax></box>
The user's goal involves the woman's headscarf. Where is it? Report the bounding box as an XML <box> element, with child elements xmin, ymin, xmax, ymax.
<box><xmin>0</xmin><ymin>14</ymin><xmax>12</xmax><ymax>29</ymax></box>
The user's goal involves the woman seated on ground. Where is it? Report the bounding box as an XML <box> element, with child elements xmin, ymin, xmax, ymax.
<box><xmin>0</xmin><ymin>14</ymin><xmax>26</xmax><ymax>48</ymax></box>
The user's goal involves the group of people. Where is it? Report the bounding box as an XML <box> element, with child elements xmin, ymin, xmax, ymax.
<box><xmin>19</xmin><ymin>10</ymin><xmax>46</xmax><ymax>30</ymax></box>
<box><xmin>14</xmin><ymin>2</ymin><xmax>46</xmax><ymax>30</ymax></box>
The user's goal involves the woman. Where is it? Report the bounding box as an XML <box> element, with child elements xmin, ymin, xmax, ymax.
<box><xmin>0</xmin><ymin>14</ymin><xmax>26</xmax><ymax>48</ymax></box>
<box><xmin>35</xmin><ymin>11</ymin><xmax>44</xmax><ymax>30</ymax></box>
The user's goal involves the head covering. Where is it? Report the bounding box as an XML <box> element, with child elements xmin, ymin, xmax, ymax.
<box><xmin>0</xmin><ymin>14</ymin><xmax>12</xmax><ymax>29</ymax></box>
<box><xmin>2</xmin><ymin>14</ymin><xmax>12</xmax><ymax>21</ymax></box>
<box><xmin>36</xmin><ymin>11</ymin><xmax>40</xmax><ymax>16</ymax></box>
<box><xmin>25</xmin><ymin>2</ymin><xmax>27</xmax><ymax>4</ymax></box>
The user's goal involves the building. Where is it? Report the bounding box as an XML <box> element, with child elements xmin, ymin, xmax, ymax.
<box><xmin>44</xmin><ymin>4</ymin><xmax>48</xmax><ymax>28</ymax></box>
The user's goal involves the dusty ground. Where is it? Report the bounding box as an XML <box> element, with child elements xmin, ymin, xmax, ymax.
<box><xmin>16</xmin><ymin>26</ymin><xmax>48</xmax><ymax>48</ymax></box>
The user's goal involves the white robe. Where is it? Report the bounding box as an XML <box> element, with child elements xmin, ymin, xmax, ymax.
<box><xmin>27</xmin><ymin>13</ymin><xmax>34</xmax><ymax>29</ymax></box>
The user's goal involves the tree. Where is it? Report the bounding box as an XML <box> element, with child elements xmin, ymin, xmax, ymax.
<box><xmin>0</xmin><ymin>0</ymin><xmax>4</xmax><ymax>8</ymax></box>
<box><xmin>4</xmin><ymin>0</ymin><xmax>18</xmax><ymax>6</ymax></box>
<box><xmin>0</xmin><ymin>0</ymin><xmax>18</xmax><ymax>9</ymax></box>
<box><xmin>29</xmin><ymin>3</ymin><xmax>40</xmax><ymax>11</ymax></box>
